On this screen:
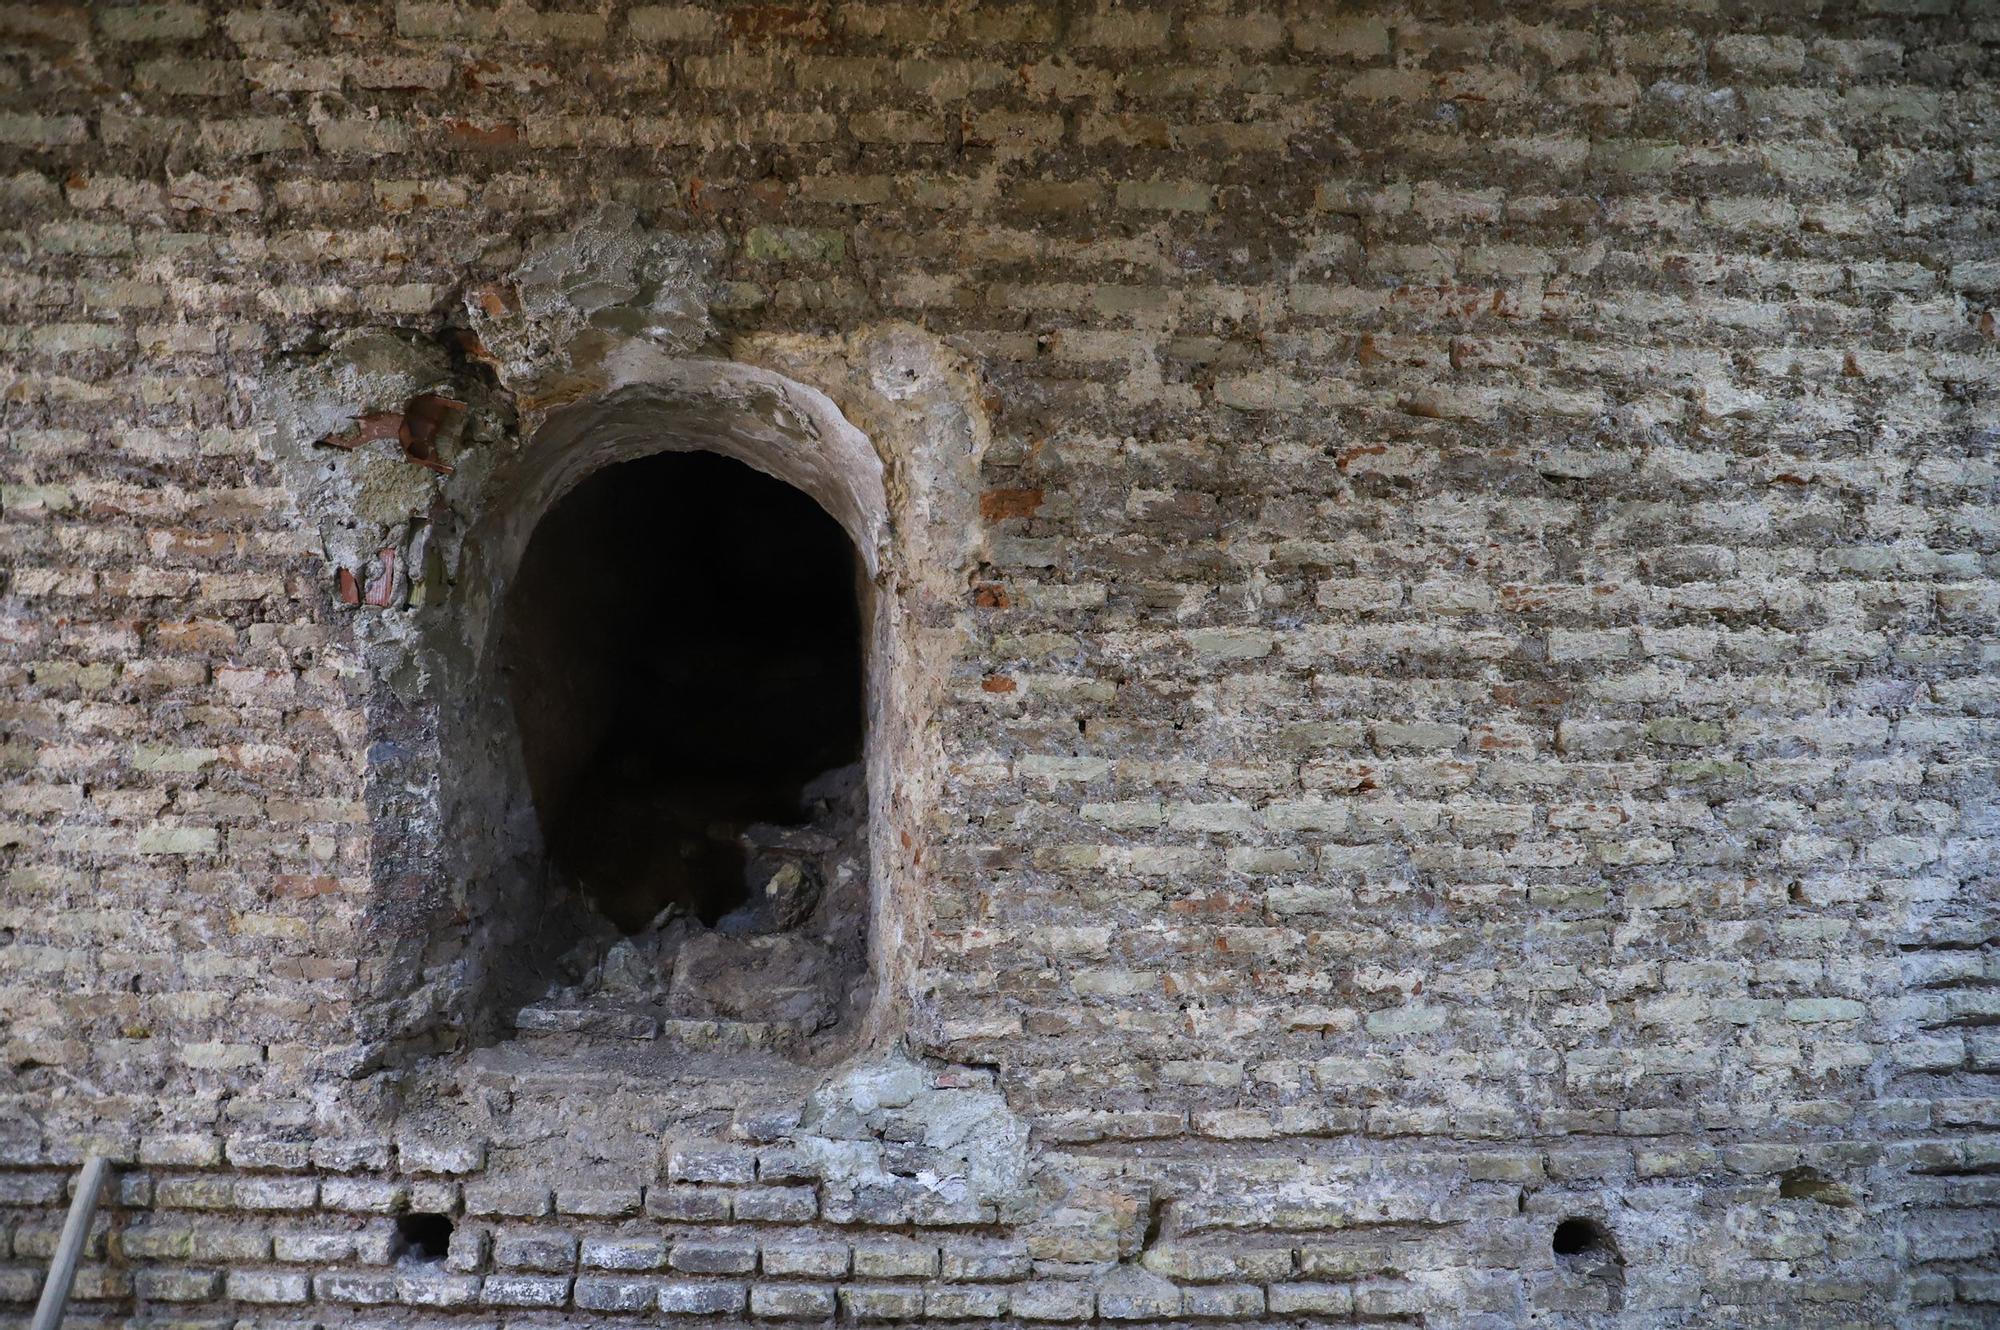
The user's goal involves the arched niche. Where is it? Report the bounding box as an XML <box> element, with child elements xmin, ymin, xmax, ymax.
<box><xmin>385</xmin><ymin>359</ymin><xmax>921</xmax><ymax>1066</ymax></box>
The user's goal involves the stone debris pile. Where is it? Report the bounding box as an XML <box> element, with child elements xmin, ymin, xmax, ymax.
<box><xmin>515</xmin><ymin>763</ymin><xmax>870</xmax><ymax>1051</ymax></box>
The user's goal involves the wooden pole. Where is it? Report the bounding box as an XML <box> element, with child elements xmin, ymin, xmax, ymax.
<box><xmin>28</xmin><ymin>1156</ymin><xmax>111</xmax><ymax>1330</ymax></box>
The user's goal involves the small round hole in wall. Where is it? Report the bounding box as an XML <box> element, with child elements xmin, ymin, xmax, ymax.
<box><xmin>395</xmin><ymin>1212</ymin><xmax>454</xmax><ymax>1262</ymax></box>
<box><xmin>1552</xmin><ymin>1216</ymin><xmax>1619</xmax><ymax>1262</ymax></box>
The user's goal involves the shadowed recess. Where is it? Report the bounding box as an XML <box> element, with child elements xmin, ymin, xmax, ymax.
<box><xmin>394</xmin><ymin>1213</ymin><xmax>453</xmax><ymax>1262</ymax></box>
<box><xmin>500</xmin><ymin>450</ymin><xmax>865</xmax><ymax>931</ymax></box>
<box><xmin>1553</xmin><ymin>1217</ymin><xmax>1620</xmax><ymax>1264</ymax></box>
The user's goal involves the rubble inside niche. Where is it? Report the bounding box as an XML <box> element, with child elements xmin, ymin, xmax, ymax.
<box><xmin>512</xmin><ymin>761</ymin><xmax>871</xmax><ymax>1054</ymax></box>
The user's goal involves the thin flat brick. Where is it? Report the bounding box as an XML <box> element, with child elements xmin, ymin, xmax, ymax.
<box><xmin>480</xmin><ymin>1274</ymin><xmax>571</xmax><ymax>1307</ymax></box>
<box><xmin>668</xmin><ymin>1239</ymin><xmax>756</xmax><ymax>1275</ymax></box>
<box><xmin>555</xmin><ymin>1186</ymin><xmax>642</xmax><ymax>1217</ymax></box>
<box><xmin>572</xmin><ymin>1276</ymin><xmax>657</xmax><ymax>1312</ymax></box>
<box><xmin>316</xmin><ymin>1271</ymin><xmax>397</xmax><ymax>1304</ymax></box>
<box><xmin>759</xmin><ymin>1242</ymin><xmax>849</xmax><ymax>1278</ymax></box>
<box><xmin>320</xmin><ymin>1179</ymin><xmax>407</xmax><ymax>1213</ymax></box>
<box><xmin>394</xmin><ymin>1272</ymin><xmax>482</xmax><ymax>1307</ymax></box>
<box><xmin>751</xmin><ymin>1283</ymin><xmax>837</xmax><ymax>1319</ymax></box>
<box><xmin>492</xmin><ymin>1230</ymin><xmax>577</xmax><ymax>1272</ymax></box>
<box><xmin>463</xmin><ymin>1182</ymin><xmax>552</xmax><ymax>1217</ymax></box>
<box><xmin>133</xmin><ymin>1268</ymin><xmax>221</xmax><ymax>1301</ymax></box>
<box><xmin>98</xmin><ymin>4</ymin><xmax>208</xmax><ymax>41</ymax></box>
<box><xmin>224</xmin><ymin>1270</ymin><xmax>310</xmax><ymax>1304</ymax></box>
<box><xmin>657</xmin><ymin>1280</ymin><xmax>745</xmax><ymax>1315</ymax></box>
<box><xmin>233</xmin><ymin>1177</ymin><xmax>317</xmax><ymax>1210</ymax></box>
<box><xmin>581</xmin><ymin>1236</ymin><xmax>668</xmax><ymax>1271</ymax></box>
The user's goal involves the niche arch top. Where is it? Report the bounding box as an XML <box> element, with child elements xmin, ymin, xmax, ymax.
<box><xmin>485</xmin><ymin>362</ymin><xmax>889</xmax><ymax>617</ymax></box>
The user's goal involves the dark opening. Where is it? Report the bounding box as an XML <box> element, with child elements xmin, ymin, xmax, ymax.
<box><xmin>1552</xmin><ymin>1217</ymin><xmax>1617</xmax><ymax>1261</ymax></box>
<box><xmin>395</xmin><ymin>1213</ymin><xmax>453</xmax><ymax>1262</ymax></box>
<box><xmin>500</xmin><ymin>451</ymin><xmax>865</xmax><ymax>934</ymax></box>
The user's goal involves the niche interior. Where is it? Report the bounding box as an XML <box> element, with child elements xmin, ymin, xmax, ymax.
<box><xmin>494</xmin><ymin>450</ymin><xmax>874</xmax><ymax>1047</ymax></box>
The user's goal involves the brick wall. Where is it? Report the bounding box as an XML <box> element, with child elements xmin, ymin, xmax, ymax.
<box><xmin>2</xmin><ymin>1</ymin><xmax>1997</xmax><ymax>1326</ymax></box>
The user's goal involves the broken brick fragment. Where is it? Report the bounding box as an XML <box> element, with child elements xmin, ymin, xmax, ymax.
<box><xmin>362</xmin><ymin>546</ymin><xmax>397</xmax><ymax>607</ymax></box>
<box><xmin>469</xmin><ymin>284</ymin><xmax>516</xmax><ymax>319</ymax></box>
<box><xmin>336</xmin><ymin>567</ymin><xmax>361</xmax><ymax>606</ymax></box>
<box><xmin>400</xmin><ymin>393</ymin><xmax>465</xmax><ymax>474</ymax></box>
<box><xmin>449</xmin><ymin>327</ymin><xmax>501</xmax><ymax>370</ymax></box>
<box><xmin>321</xmin><ymin>411</ymin><xmax>402</xmax><ymax>450</ymax></box>
<box><xmin>445</xmin><ymin>119</ymin><xmax>521</xmax><ymax>148</ymax></box>
<box><xmin>980</xmin><ymin>487</ymin><xmax>1043</xmax><ymax>521</ymax></box>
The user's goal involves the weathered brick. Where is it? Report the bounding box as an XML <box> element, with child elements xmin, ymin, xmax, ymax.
<box><xmin>224</xmin><ymin>1270</ymin><xmax>310</xmax><ymax>1304</ymax></box>
<box><xmin>565</xmin><ymin>1275</ymin><xmax>653</xmax><ymax>1311</ymax></box>
<box><xmin>581</xmin><ymin>1236</ymin><xmax>668</xmax><ymax>1271</ymax></box>
<box><xmin>656</xmin><ymin>1279</ymin><xmax>745</xmax><ymax>1314</ymax></box>
<box><xmin>667</xmin><ymin>1239</ymin><xmax>756</xmax><ymax>1275</ymax></box>
<box><xmin>492</xmin><ymin>1229</ymin><xmax>577</xmax><ymax>1272</ymax></box>
<box><xmin>480</xmin><ymin>1274</ymin><xmax>571</xmax><ymax>1307</ymax></box>
<box><xmin>750</xmin><ymin>1282</ymin><xmax>837</xmax><ymax>1319</ymax></box>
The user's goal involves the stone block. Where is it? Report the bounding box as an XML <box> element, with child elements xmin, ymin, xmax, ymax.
<box><xmin>189</xmin><ymin>1225</ymin><xmax>272</xmax><ymax>1261</ymax></box>
<box><xmin>759</xmin><ymin>1242</ymin><xmax>849</xmax><ymax>1278</ymax></box>
<box><xmin>842</xmin><ymin>1283</ymin><xmax>925</xmax><ymax>1319</ymax></box>
<box><xmin>480</xmin><ymin>1274</ymin><xmax>571</xmax><ymax>1307</ymax></box>
<box><xmin>133</xmin><ymin>1267</ymin><xmax>221</xmax><ymax>1301</ymax></box>
<box><xmin>851</xmin><ymin>1239</ymin><xmax>938</xmax><ymax>1279</ymax></box>
<box><xmin>274</xmin><ymin>1231</ymin><xmax>356</xmax><ymax>1262</ymax></box>
<box><xmin>581</xmin><ymin>1235</ymin><xmax>668</xmax><ymax>1271</ymax></box>
<box><xmin>119</xmin><ymin>1224</ymin><xmax>195</xmax><ymax>1260</ymax></box>
<box><xmin>463</xmin><ymin>1181</ymin><xmax>551</xmax><ymax>1217</ymax></box>
<box><xmin>1096</xmin><ymin>1267</ymin><xmax>1180</xmax><ymax>1319</ymax></box>
<box><xmin>394</xmin><ymin>1272</ymin><xmax>483</xmax><ymax>1307</ymax></box>
<box><xmin>941</xmin><ymin>1236</ymin><xmax>1031</xmax><ymax>1281</ymax></box>
<box><xmin>668</xmin><ymin>1239</ymin><xmax>757</xmax><ymax>1275</ymax></box>
<box><xmin>1010</xmin><ymin>1281</ymin><xmax>1095</xmax><ymax>1321</ymax></box>
<box><xmin>155</xmin><ymin>1176</ymin><xmax>236</xmax><ymax>1209</ymax></box>
<box><xmin>750</xmin><ymin>1282</ymin><xmax>837</xmax><ymax>1318</ymax></box>
<box><xmin>491</xmin><ymin>1229</ymin><xmax>577</xmax><ymax>1272</ymax></box>
<box><xmin>397</xmin><ymin>1138</ymin><xmax>485</xmax><ymax>1175</ymax></box>
<box><xmin>646</xmin><ymin>1185</ymin><xmax>731</xmax><ymax>1221</ymax></box>
<box><xmin>234</xmin><ymin>1177</ymin><xmax>317</xmax><ymax>1210</ymax></box>
<box><xmin>657</xmin><ymin>1279</ymin><xmax>745</xmax><ymax>1314</ymax></box>
<box><xmin>225</xmin><ymin>1136</ymin><xmax>311</xmax><ymax>1170</ymax></box>
<box><xmin>572</xmin><ymin>1276</ymin><xmax>658</xmax><ymax>1312</ymax></box>
<box><xmin>666</xmin><ymin>1145</ymin><xmax>756</xmax><ymax>1184</ymax></box>
<box><xmin>731</xmin><ymin>1184</ymin><xmax>817</xmax><ymax>1222</ymax></box>
<box><xmin>755</xmin><ymin>1147</ymin><xmax>816</xmax><ymax>1181</ymax></box>
<box><xmin>312</xmin><ymin>1138</ymin><xmax>392</xmax><ymax>1172</ymax></box>
<box><xmin>315</xmin><ymin>1271</ymin><xmax>396</xmax><ymax>1304</ymax></box>
<box><xmin>1268</xmin><ymin>1281</ymin><xmax>1355</xmax><ymax>1315</ymax></box>
<box><xmin>555</xmin><ymin>1186</ymin><xmax>642</xmax><ymax>1217</ymax></box>
<box><xmin>320</xmin><ymin>1179</ymin><xmax>407</xmax><ymax>1213</ymax></box>
<box><xmin>225</xmin><ymin>1270</ymin><xmax>311</xmax><ymax>1304</ymax></box>
<box><xmin>1184</xmin><ymin>1282</ymin><xmax>1265</xmax><ymax>1317</ymax></box>
<box><xmin>926</xmin><ymin>1283</ymin><xmax>1008</xmax><ymax>1317</ymax></box>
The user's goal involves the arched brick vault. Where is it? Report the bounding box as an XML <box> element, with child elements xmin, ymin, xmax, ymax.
<box><xmin>265</xmin><ymin>315</ymin><xmax>990</xmax><ymax>1082</ymax></box>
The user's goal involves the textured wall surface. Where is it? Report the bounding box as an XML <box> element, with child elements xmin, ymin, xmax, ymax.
<box><xmin>2</xmin><ymin>1</ymin><xmax>1998</xmax><ymax>1327</ymax></box>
